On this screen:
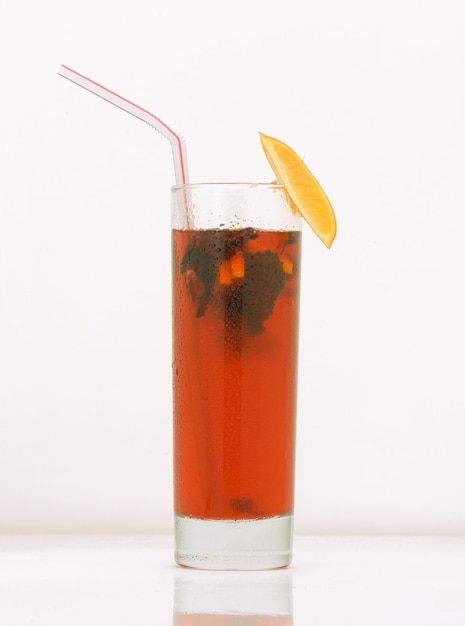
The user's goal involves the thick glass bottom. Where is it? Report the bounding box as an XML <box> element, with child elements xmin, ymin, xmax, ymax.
<box><xmin>174</xmin><ymin>513</ymin><xmax>293</xmax><ymax>570</ymax></box>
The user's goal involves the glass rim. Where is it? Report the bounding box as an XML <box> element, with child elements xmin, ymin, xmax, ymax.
<box><xmin>171</xmin><ymin>182</ymin><xmax>285</xmax><ymax>192</ymax></box>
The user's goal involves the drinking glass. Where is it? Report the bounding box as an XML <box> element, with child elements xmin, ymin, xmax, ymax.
<box><xmin>172</xmin><ymin>183</ymin><xmax>301</xmax><ymax>569</ymax></box>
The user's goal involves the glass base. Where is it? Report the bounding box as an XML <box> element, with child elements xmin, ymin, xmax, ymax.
<box><xmin>174</xmin><ymin>513</ymin><xmax>293</xmax><ymax>570</ymax></box>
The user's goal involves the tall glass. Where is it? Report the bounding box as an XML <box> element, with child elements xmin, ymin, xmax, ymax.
<box><xmin>171</xmin><ymin>184</ymin><xmax>302</xmax><ymax>570</ymax></box>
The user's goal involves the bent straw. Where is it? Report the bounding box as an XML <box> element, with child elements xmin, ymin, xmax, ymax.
<box><xmin>58</xmin><ymin>64</ymin><xmax>189</xmax><ymax>186</ymax></box>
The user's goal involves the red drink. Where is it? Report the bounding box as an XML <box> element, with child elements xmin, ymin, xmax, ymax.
<box><xmin>172</xmin><ymin>227</ymin><xmax>301</xmax><ymax>521</ymax></box>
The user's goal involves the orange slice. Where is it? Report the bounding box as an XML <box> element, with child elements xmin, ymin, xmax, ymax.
<box><xmin>230</xmin><ymin>250</ymin><xmax>245</xmax><ymax>278</ymax></box>
<box><xmin>259</xmin><ymin>132</ymin><xmax>337</xmax><ymax>248</ymax></box>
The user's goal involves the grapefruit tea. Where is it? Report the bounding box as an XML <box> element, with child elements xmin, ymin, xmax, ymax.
<box><xmin>171</xmin><ymin>184</ymin><xmax>301</xmax><ymax>569</ymax></box>
<box><xmin>173</xmin><ymin>227</ymin><xmax>301</xmax><ymax>520</ymax></box>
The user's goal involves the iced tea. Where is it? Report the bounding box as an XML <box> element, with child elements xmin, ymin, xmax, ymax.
<box><xmin>172</xmin><ymin>226</ymin><xmax>301</xmax><ymax>521</ymax></box>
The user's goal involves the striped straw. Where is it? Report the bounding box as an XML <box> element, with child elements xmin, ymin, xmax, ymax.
<box><xmin>58</xmin><ymin>64</ymin><xmax>189</xmax><ymax>186</ymax></box>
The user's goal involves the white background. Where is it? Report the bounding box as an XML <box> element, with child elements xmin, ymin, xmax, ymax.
<box><xmin>0</xmin><ymin>0</ymin><xmax>464</xmax><ymax>535</ymax></box>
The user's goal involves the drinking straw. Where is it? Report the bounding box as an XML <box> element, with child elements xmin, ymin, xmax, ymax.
<box><xmin>58</xmin><ymin>64</ymin><xmax>189</xmax><ymax>186</ymax></box>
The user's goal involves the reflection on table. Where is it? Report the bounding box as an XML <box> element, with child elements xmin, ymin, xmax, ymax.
<box><xmin>173</xmin><ymin>568</ymin><xmax>293</xmax><ymax>625</ymax></box>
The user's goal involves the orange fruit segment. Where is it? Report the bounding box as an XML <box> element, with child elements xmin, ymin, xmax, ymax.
<box><xmin>259</xmin><ymin>132</ymin><xmax>337</xmax><ymax>248</ymax></box>
<box><xmin>230</xmin><ymin>250</ymin><xmax>245</xmax><ymax>278</ymax></box>
<box><xmin>279</xmin><ymin>254</ymin><xmax>293</xmax><ymax>275</ymax></box>
<box><xmin>219</xmin><ymin>261</ymin><xmax>232</xmax><ymax>285</ymax></box>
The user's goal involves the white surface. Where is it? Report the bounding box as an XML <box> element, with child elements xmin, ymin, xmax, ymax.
<box><xmin>1</xmin><ymin>0</ymin><xmax>465</xmax><ymax>535</ymax></box>
<box><xmin>0</xmin><ymin>535</ymin><xmax>464</xmax><ymax>624</ymax></box>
